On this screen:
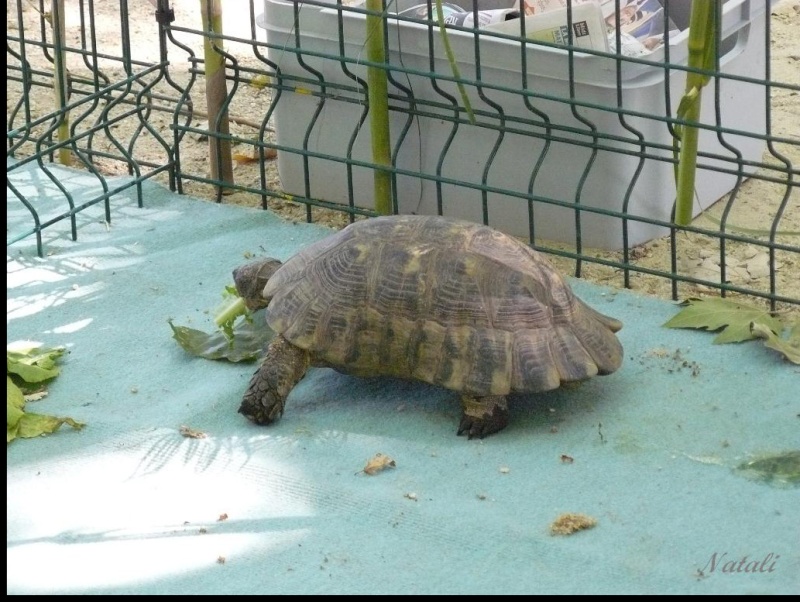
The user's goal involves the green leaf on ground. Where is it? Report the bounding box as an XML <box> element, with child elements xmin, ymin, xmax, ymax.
<box><xmin>7</xmin><ymin>377</ymin><xmax>25</xmax><ymax>443</ymax></box>
<box><xmin>7</xmin><ymin>343</ymin><xmax>66</xmax><ymax>384</ymax></box>
<box><xmin>663</xmin><ymin>298</ymin><xmax>783</xmax><ymax>344</ymax></box>
<box><xmin>736</xmin><ymin>450</ymin><xmax>800</xmax><ymax>487</ymax></box>
<box><xmin>7</xmin><ymin>343</ymin><xmax>83</xmax><ymax>444</ymax></box>
<box><xmin>169</xmin><ymin>308</ymin><xmax>274</xmax><ymax>363</ymax></box>
<box><xmin>15</xmin><ymin>413</ymin><xmax>85</xmax><ymax>439</ymax></box>
<box><xmin>750</xmin><ymin>321</ymin><xmax>800</xmax><ymax>365</ymax></box>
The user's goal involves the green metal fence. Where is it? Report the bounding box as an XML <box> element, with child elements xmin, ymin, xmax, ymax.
<box><xmin>6</xmin><ymin>0</ymin><xmax>799</xmax><ymax>309</ymax></box>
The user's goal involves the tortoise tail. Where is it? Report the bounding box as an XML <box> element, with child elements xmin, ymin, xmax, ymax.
<box><xmin>570</xmin><ymin>299</ymin><xmax>624</xmax><ymax>375</ymax></box>
<box><xmin>578</xmin><ymin>299</ymin><xmax>623</xmax><ymax>333</ymax></box>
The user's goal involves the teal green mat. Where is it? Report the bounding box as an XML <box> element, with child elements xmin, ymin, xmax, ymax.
<box><xmin>7</xmin><ymin>162</ymin><xmax>798</xmax><ymax>594</ymax></box>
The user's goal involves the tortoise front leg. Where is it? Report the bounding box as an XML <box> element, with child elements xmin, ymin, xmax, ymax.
<box><xmin>458</xmin><ymin>395</ymin><xmax>509</xmax><ymax>439</ymax></box>
<box><xmin>239</xmin><ymin>335</ymin><xmax>310</xmax><ymax>425</ymax></box>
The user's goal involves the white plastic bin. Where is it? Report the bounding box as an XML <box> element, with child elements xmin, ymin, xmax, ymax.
<box><xmin>260</xmin><ymin>0</ymin><xmax>766</xmax><ymax>249</ymax></box>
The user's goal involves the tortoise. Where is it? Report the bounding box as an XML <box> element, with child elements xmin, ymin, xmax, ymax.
<box><xmin>233</xmin><ymin>214</ymin><xmax>623</xmax><ymax>438</ymax></box>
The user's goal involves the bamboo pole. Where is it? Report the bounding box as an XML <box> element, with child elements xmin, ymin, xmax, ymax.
<box><xmin>52</xmin><ymin>0</ymin><xmax>71</xmax><ymax>165</ymax></box>
<box><xmin>435</xmin><ymin>0</ymin><xmax>475</xmax><ymax>124</ymax></box>
<box><xmin>200</xmin><ymin>0</ymin><xmax>234</xmax><ymax>195</ymax></box>
<box><xmin>365</xmin><ymin>0</ymin><xmax>392</xmax><ymax>215</ymax></box>
<box><xmin>674</xmin><ymin>1</ymin><xmax>717</xmax><ymax>226</ymax></box>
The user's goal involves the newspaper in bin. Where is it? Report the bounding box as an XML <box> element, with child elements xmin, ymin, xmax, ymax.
<box><xmin>484</xmin><ymin>2</ymin><xmax>609</xmax><ymax>51</ymax></box>
<box><xmin>398</xmin><ymin>4</ymin><xmax>521</xmax><ymax>29</ymax></box>
<box><xmin>395</xmin><ymin>1</ymin><xmax>681</xmax><ymax>55</ymax></box>
<box><xmin>503</xmin><ymin>0</ymin><xmax>682</xmax><ymax>55</ymax></box>
<box><xmin>443</xmin><ymin>9</ymin><xmax>521</xmax><ymax>29</ymax></box>
<box><xmin>396</xmin><ymin>3</ymin><xmax>463</xmax><ymax>20</ymax></box>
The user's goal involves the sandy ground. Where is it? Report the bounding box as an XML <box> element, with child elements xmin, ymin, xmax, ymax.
<box><xmin>7</xmin><ymin>0</ymin><xmax>799</xmax><ymax>311</ymax></box>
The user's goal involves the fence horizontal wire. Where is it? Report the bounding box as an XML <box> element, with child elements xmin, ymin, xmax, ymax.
<box><xmin>6</xmin><ymin>0</ymin><xmax>798</xmax><ymax>309</ymax></box>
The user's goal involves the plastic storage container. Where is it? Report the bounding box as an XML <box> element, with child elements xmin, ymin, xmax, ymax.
<box><xmin>259</xmin><ymin>0</ymin><xmax>766</xmax><ymax>249</ymax></box>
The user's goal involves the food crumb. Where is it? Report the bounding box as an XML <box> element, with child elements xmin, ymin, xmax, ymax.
<box><xmin>362</xmin><ymin>453</ymin><xmax>396</xmax><ymax>475</ymax></box>
<box><xmin>179</xmin><ymin>425</ymin><xmax>207</xmax><ymax>439</ymax></box>
<box><xmin>550</xmin><ymin>513</ymin><xmax>597</xmax><ymax>536</ymax></box>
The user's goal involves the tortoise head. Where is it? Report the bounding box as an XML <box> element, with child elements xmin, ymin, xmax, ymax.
<box><xmin>232</xmin><ymin>258</ymin><xmax>283</xmax><ymax>311</ymax></box>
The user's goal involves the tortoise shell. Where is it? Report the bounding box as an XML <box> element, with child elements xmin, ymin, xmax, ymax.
<box><xmin>259</xmin><ymin>215</ymin><xmax>622</xmax><ymax>396</ymax></box>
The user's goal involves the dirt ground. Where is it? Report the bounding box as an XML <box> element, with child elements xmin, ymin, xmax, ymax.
<box><xmin>7</xmin><ymin>0</ymin><xmax>799</xmax><ymax>312</ymax></box>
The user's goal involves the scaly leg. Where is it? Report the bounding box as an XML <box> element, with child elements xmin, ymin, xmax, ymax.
<box><xmin>239</xmin><ymin>335</ymin><xmax>310</xmax><ymax>425</ymax></box>
<box><xmin>458</xmin><ymin>394</ymin><xmax>509</xmax><ymax>439</ymax></box>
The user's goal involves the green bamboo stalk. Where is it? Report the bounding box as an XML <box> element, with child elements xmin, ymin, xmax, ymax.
<box><xmin>674</xmin><ymin>1</ymin><xmax>717</xmax><ymax>226</ymax></box>
<box><xmin>52</xmin><ymin>0</ymin><xmax>71</xmax><ymax>166</ymax></box>
<box><xmin>365</xmin><ymin>0</ymin><xmax>392</xmax><ymax>215</ymax></box>
<box><xmin>434</xmin><ymin>0</ymin><xmax>476</xmax><ymax>125</ymax></box>
<box><xmin>200</xmin><ymin>0</ymin><xmax>234</xmax><ymax>194</ymax></box>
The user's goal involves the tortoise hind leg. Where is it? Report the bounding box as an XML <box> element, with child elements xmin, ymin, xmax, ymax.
<box><xmin>457</xmin><ymin>395</ymin><xmax>509</xmax><ymax>439</ymax></box>
<box><xmin>239</xmin><ymin>335</ymin><xmax>310</xmax><ymax>425</ymax></box>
